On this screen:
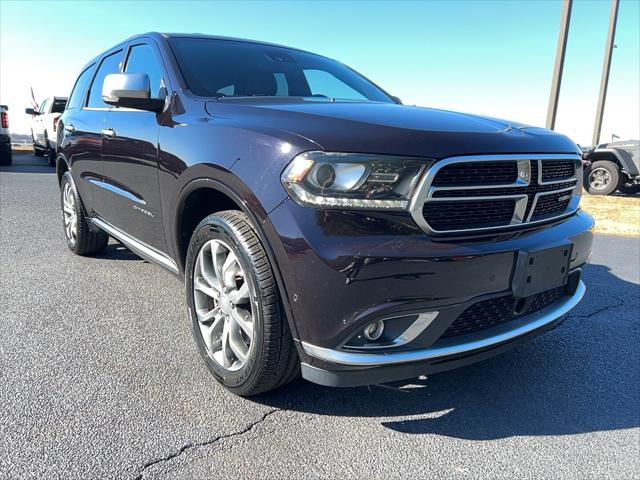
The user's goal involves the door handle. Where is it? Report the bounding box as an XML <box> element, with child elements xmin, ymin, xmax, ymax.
<box><xmin>101</xmin><ymin>128</ymin><xmax>116</xmax><ymax>138</ymax></box>
<box><xmin>64</xmin><ymin>124</ymin><xmax>75</xmax><ymax>133</ymax></box>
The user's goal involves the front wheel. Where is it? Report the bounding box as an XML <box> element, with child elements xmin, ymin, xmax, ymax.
<box><xmin>584</xmin><ymin>160</ymin><xmax>620</xmax><ymax>195</ymax></box>
<box><xmin>185</xmin><ymin>210</ymin><xmax>299</xmax><ymax>396</ymax></box>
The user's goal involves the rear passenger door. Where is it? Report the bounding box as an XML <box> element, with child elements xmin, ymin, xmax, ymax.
<box><xmin>99</xmin><ymin>41</ymin><xmax>167</xmax><ymax>252</ymax></box>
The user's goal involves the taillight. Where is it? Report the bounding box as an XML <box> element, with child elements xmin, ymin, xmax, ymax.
<box><xmin>53</xmin><ymin>116</ymin><xmax>60</xmax><ymax>132</ymax></box>
<box><xmin>1</xmin><ymin>112</ymin><xmax>8</xmax><ymax>129</ymax></box>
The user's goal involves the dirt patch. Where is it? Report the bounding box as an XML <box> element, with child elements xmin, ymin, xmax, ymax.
<box><xmin>581</xmin><ymin>194</ymin><xmax>640</xmax><ymax>237</ymax></box>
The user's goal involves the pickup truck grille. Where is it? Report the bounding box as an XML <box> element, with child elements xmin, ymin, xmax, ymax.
<box><xmin>411</xmin><ymin>155</ymin><xmax>581</xmax><ymax>235</ymax></box>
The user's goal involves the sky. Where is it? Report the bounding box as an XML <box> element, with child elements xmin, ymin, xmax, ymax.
<box><xmin>1</xmin><ymin>0</ymin><xmax>638</xmax><ymax>146</ymax></box>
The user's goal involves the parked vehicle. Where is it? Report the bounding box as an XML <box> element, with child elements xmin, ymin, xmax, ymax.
<box><xmin>25</xmin><ymin>96</ymin><xmax>67</xmax><ymax>165</ymax></box>
<box><xmin>56</xmin><ymin>33</ymin><xmax>593</xmax><ymax>396</ymax></box>
<box><xmin>583</xmin><ymin>140</ymin><xmax>640</xmax><ymax>195</ymax></box>
<box><xmin>0</xmin><ymin>104</ymin><xmax>11</xmax><ymax>166</ymax></box>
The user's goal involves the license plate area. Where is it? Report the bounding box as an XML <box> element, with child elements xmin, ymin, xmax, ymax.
<box><xmin>513</xmin><ymin>244</ymin><xmax>572</xmax><ymax>297</ymax></box>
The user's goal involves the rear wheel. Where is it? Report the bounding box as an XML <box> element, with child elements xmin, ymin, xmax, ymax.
<box><xmin>584</xmin><ymin>160</ymin><xmax>620</xmax><ymax>195</ymax></box>
<box><xmin>0</xmin><ymin>143</ymin><xmax>11</xmax><ymax>166</ymax></box>
<box><xmin>60</xmin><ymin>172</ymin><xmax>109</xmax><ymax>255</ymax></box>
<box><xmin>185</xmin><ymin>210</ymin><xmax>299</xmax><ymax>396</ymax></box>
<box><xmin>45</xmin><ymin>132</ymin><xmax>56</xmax><ymax>166</ymax></box>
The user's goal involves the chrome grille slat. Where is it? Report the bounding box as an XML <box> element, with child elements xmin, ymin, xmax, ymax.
<box><xmin>409</xmin><ymin>154</ymin><xmax>581</xmax><ymax>235</ymax></box>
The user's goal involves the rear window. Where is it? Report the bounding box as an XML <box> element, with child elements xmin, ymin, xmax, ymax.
<box><xmin>168</xmin><ymin>37</ymin><xmax>392</xmax><ymax>102</ymax></box>
<box><xmin>51</xmin><ymin>98</ymin><xmax>67</xmax><ymax>113</ymax></box>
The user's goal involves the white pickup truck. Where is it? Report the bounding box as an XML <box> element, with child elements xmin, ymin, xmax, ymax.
<box><xmin>25</xmin><ymin>96</ymin><xmax>67</xmax><ymax>165</ymax></box>
<box><xmin>0</xmin><ymin>104</ymin><xmax>11</xmax><ymax>166</ymax></box>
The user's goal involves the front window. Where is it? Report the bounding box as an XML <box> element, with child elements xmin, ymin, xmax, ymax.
<box><xmin>168</xmin><ymin>37</ymin><xmax>393</xmax><ymax>103</ymax></box>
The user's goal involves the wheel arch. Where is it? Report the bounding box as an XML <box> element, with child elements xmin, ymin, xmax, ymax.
<box><xmin>174</xmin><ymin>178</ymin><xmax>300</xmax><ymax>340</ymax></box>
<box><xmin>56</xmin><ymin>153</ymin><xmax>70</xmax><ymax>185</ymax></box>
<box><xmin>589</xmin><ymin>149</ymin><xmax>638</xmax><ymax>175</ymax></box>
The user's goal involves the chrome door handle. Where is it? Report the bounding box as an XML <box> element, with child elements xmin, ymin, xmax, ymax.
<box><xmin>64</xmin><ymin>124</ymin><xmax>75</xmax><ymax>133</ymax></box>
<box><xmin>101</xmin><ymin>128</ymin><xmax>116</xmax><ymax>138</ymax></box>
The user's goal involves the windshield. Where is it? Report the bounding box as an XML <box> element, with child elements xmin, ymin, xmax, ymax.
<box><xmin>168</xmin><ymin>37</ymin><xmax>394</xmax><ymax>103</ymax></box>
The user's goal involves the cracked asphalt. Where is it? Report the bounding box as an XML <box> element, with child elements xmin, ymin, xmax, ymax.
<box><xmin>1</xmin><ymin>153</ymin><xmax>639</xmax><ymax>479</ymax></box>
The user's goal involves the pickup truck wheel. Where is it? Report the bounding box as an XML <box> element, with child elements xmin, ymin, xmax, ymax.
<box><xmin>186</xmin><ymin>211</ymin><xmax>299</xmax><ymax>396</ymax></box>
<box><xmin>0</xmin><ymin>143</ymin><xmax>11</xmax><ymax>166</ymax></box>
<box><xmin>33</xmin><ymin>145</ymin><xmax>44</xmax><ymax>157</ymax></box>
<box><xmin>584</xmin><ymin>160</ymin><xmax>620</xmax><ymax>195</ymax></box>
<box><xmin>60</xmin><ymin>172</ymin><xmax>109</xmax><ymax>255</ymax></box>
<box><xmin>45</xmin><ymin>133</ymin><xmax>56</xmax><ymax>166</ymax></box>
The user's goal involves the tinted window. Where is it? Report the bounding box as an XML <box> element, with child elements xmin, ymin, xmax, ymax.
<box><xmin>67</xmin><ymin>64</ymin><xmax>95</xmax><ymax>110</ymax></box>
<box><xmin>51</xmin><ymin>98</ymin><xmax>67</xmax><ymax>113</ymax></box>
<box><xmin>125</xmin><ymin>44</ymin><xmax>164</xmax><ymax>98</ymax></box>
<box><xmin>87</xmin><ymin>50</ymin><xmax>122</xmax><ymax>108</ymax></box>
<box><xmin>168</xmin><ymin>38</ymin><xmax>392</xmax><ymax>102</ymax></box>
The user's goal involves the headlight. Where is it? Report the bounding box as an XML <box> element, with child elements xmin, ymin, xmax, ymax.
<box><xmin>281</xmin><ymin>151</ymin><xmax>430</xmax><ymax>210</ymax></box>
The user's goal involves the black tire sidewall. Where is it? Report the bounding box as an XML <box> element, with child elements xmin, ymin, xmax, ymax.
<box><xmin>60</xmin><ymin>172</ymin><xmax>80</xmax><ymax>252</ymax></box>
<box><xmin>185</xmin><ymin>216</ymin><xmax>266</xmax><ymax>393</ymax></box>
<box><xmin>585</xmin><ymin>160</ymin><xmax>620</xmax><ymax>195</ymax></box>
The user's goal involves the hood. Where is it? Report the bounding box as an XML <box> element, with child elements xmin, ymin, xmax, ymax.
<box><xmin>205</xmin><ymin>98</ymin><xmax>580</xmax><ymax>158</ymax></box>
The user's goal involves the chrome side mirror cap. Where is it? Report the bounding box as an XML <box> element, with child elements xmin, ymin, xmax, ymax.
<box><xmin>102</xmin><ymin>73</ymin><xmax>163</xmax><ymax>112</ymax></box>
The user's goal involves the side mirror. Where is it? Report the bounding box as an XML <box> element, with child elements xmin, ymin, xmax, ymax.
<box><xmin>102</xmin><ymin>73</ymin><xmax>164</xmax><ymax>112</ymax></box>
<box><xmin>391</xmin><ymin>96</ymin><xmax>403</xmax><ymax>105</ymax></box>
<box><xmin>25</xmin><ymin>108</ymin><xmax>38</xmax><ymax>115</ymax></box>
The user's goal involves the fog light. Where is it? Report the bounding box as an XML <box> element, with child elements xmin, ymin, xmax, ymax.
<box><xmin>363</xmin><ymin>320</ymin><xmax>385</xmax><ymax>341</ymax></box>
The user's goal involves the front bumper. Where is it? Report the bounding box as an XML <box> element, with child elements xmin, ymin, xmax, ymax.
<box><xmin>264</xmin><ymin>199</ymin><xmax>594</xmax><ymax>386</ymax></box>
<box><xmin>301</xmin><ymin>279</ymin><xmax>585</xmax><ymax>386</ymax></box>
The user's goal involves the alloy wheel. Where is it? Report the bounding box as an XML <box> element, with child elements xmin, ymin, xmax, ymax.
<box><xmin>589</xmin><ymin>167</ymin><xmax>612</xmax><ymax>191</ymax></box>
<box><xmin>193</xmin><ymin>239</ymin><xmax>255</xmax><ymax>371</ymax></box>
<box><xmin>62</xmin><ymin>182</ymin><xmax>78</xmax><ymax>245</ymax></box>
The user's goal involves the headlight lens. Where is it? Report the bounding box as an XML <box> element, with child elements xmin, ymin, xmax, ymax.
<box><xmin>281</xmin><ymin>151</ymin><xmax>430</xmax><ymax>210</ymax></box>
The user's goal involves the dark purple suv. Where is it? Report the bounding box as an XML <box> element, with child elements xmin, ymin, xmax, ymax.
<box><xmin>56</xmin><ymin>33</ymin><xmax>593</xmax><ymax>395</ymax></box>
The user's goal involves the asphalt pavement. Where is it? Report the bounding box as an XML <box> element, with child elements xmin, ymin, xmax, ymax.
<box><xmin>1</xmin><ymin>153</ymin><xmax>639</xmax><ymax>479</ymax></box>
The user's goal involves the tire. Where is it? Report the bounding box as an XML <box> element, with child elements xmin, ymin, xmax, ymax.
<box><xmin>185</xmin><ymin>210</ymin><xmax>299</xmax><ymax>396</ymax></box>
<box><xmin>0</xmin><ymin>143</ymin><xmax>11</xmax><ymax>166</ymax></box>
<box><xmin>33</xmin><ymin>146</ymin><xmax>44</xmax><ymax>157</ymax></box>
<box><xmin>60</xmin><ymin>172</ymin><xmax>109</xmax><ymax>255</ymax></box>
<box><xmin>45</xmin><ymin>133</ymin><xmax>56</xmax><ymax>166</ymax></box>
<box><xmin>584</xmin><ymin>160</ymin><xmax>620</xmax><ymax>195</ymax></box>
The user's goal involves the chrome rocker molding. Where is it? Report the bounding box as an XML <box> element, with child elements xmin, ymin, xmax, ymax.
<box><xmin>409</xmin><ymin>153</ymin><xmax>581</xmax><ymax>235</ymax></box>
<box><xmin>302</xmin><ymin>280</ymin><xmax>586</xmax><ymax>366</ymax></box>
<box><xmin>90</xmin><ymin>217</ymin><xmax>179</xmax><ymax>273</ymax></box>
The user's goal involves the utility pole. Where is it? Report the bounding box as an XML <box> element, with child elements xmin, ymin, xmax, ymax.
<box><xmin>592</xmin><ymin>0</ymin><xmax>620</xmax><ymax>147</ymax></box>
<box><xmin>546</xmin><ymin>0</ymin><xmax>573</xmax><ymax>130</ymax></box>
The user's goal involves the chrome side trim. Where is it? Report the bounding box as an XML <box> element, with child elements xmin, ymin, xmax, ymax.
<box><xmin>302</xmin><ymin>281</ymin><xmax>586</xmax><ymax>366</ymax></box>
<box><xmin>87</xmin><ymin>178</ymin><xmax>146</xmax><ymax>205</ymax></box>
<box><xmin>409</xmin><ymin>153</ymin><xmax>581</xmax><ymax>235</ymax></box>
<box><xmin>90</xmin><ymin>217</ymin><xmax>179</xmax><ymax>273</ymax></box>
<box><xmin>346</xmin><ymin>312</ymin><xmax>439</xmax><ymax>351</ymax></box>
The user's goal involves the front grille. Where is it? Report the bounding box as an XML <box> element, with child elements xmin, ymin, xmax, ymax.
<box><xmin>441</xmin><ymin>285</ymin><xmax>567</xmax><ymax>339</ymax></box>
<box><xmin>531</xmin><ymin>190</ymin><xmax>572</xmax><ymax>221</ymax></box>
<box><xmin>415</xmin><ymin>156</ymin><xmax>579</xmax><ymax>234</ymax></box>
<box><xmin>423</xmin><ymin>199</ymin><xmax>515</xmax><ymax>230</ymax></box>
<box><xmin>541</xmin><ymin>159</ymin><xmax>575</xmax><ymax>181</ymax></box>
<box><xmin>433</xmin><ymin>161</ymin><xmax>518</xmax><ymax>186</ymax></box>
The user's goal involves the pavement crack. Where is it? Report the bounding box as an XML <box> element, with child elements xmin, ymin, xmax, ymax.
<box><xmin>132</xmin><ymin>407</ymin><xmax>279</xmax><ymax>480</ymax></box>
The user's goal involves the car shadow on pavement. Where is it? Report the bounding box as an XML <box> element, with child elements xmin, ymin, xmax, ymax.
<box><xmin>254</xmin><ymin>263</ymin><xmax>639</xmax><ymax>440</ymax></box>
